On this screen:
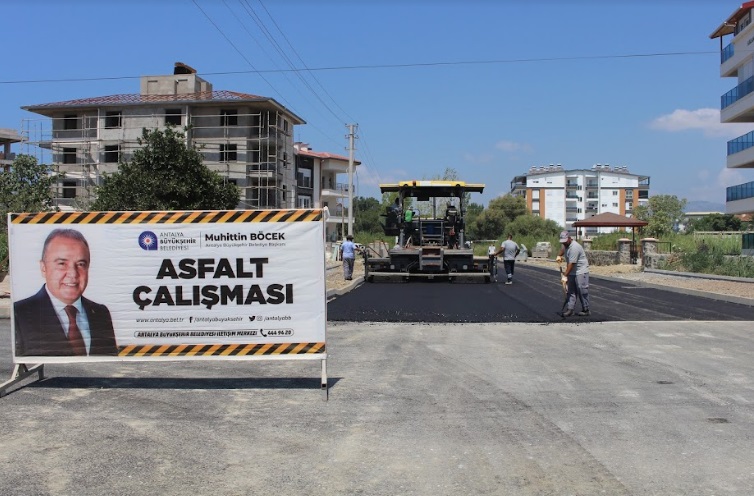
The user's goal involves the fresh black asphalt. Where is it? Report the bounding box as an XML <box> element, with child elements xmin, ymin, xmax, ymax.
<box><xmin>327</xmin><ymin>263</ymin><xmax>754</xmax><ymax>322</ymax></box>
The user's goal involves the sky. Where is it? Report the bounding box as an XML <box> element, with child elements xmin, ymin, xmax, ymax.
<box><xmin>1</xmin><ymin>0</ymin><xmax>749</xmax><ymax>209</ymax></box>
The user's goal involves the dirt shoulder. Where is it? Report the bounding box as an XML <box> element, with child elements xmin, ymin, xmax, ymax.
<box><xmin>526</xmin><ymin>258</ymin><xmax>754</xmax><ymax>302</ymax></box>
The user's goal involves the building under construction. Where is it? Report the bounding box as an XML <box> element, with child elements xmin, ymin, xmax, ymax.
<box><xmin>21</xmin><ymin>62</ymin><xmax>306</xmax><ymax>210</ymax></box>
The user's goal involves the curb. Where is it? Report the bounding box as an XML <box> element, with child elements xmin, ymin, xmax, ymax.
<box><xmin>326</xmin><ymin>277</ymin><xmax>364</xmax><ymax>299</ymax></box>
<box><xmin>590</xmin><ymin>273</ymin><xmax>754</xmax><ymax>307</ymax></box>
<box><xmin>527</xmin><ymin>260</ymin><xmax>754</xmax><ymax>307</ymax></box>
<box><xmin>644</xmin><ymin>268</ymin><xmax>754</xmax><ymax>284</ymax></box>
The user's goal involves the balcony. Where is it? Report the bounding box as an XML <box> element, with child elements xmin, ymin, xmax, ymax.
<box><xmin>727</xmin><ymin>181</ymin><xmax>754</xmax><ymax>201</ymax></box>
<box><xmin>726</xmin><ymin>181</ymin><xmax>754</xmax><ymax>215</ymax></box>
<box><xmin>720</xmin><ymin>76</ymin><xmax>754</xmax><ymax>122</ymax></box>
<box><xmin>722</xmin><ymin>42</ymin><xmax>734</xmax><ymax>64</ymax></box>
<box><xmin>727</xmin><ymin>130</ymin><xmax>754</xmax><ymax>168</ymax></box>
<box><xmin>321</xmin><ymin>182</ymin><xmax>351</xmax><ymax>200</ymax></box>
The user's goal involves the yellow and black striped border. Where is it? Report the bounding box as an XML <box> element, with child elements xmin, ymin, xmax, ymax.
<box><xmin>10</xmin><ymin>209</ymin><xmax>323</xmax><ymax>225</ymax></box>
<box><xmin>118</xmin><ymin>342</ymin><xmax>325</xmax><ymax>357</ymax></box>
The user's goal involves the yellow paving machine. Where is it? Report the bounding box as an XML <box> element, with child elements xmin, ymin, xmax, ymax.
<box><xmin>365</xmin><ymin>180</ymin><xmax>494</xmax><ymax>282</ymax></box>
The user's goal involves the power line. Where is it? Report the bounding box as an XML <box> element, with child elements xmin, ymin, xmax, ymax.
<box><xmin>234</xmin><ymin>0</ymin><xmax>345</xmax><ymax>125</ymax></box>
<box><xmin>254</xmin><ymin>0</ymin><xmax>357</xmax><ymax>124</ymax></box>
<box><xmin>193</xmin><ymin>0</ymin><xmax>343</xmax><ymax>150</ymax></box>
<box><xmin>0</xmin><ymin>50</ymin><xmax>717</xmax><ymax>85</ymax></box>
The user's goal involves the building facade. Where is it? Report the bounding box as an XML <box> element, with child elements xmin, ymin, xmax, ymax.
<box><xmin>294</xmin><ymin>143</ymin><xmax>360</xmax><ymax>242</ymax></box>
<box><xmin>21</xmin><ymin>63</ymin><xmax>305</xmax><ymax>210</ymax></box>
<box><xmin>510</xmin><ymin>164</ymin><xmax>650</xmax><ymax>236</ymax></box>
<box><xmin>0</xmin><ymin>128</ymin><xmax>21</xmax><ymax>172</ymax></box>
<box><xmin>711</xmin><ymin>3</ymin><xmax>754</xmax><ymax>216</ymax></box>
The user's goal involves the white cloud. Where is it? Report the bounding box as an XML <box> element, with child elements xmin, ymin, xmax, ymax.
<box><xmin>463</xmin><ymin>152</ymin><xmax>495</xmax><ymax>164</ymax></box>
<box><xmin>356</xmin><ymin>165</ymin><xmax>407</xmax><ymax>188</ymax></box>
<box><xmin>686</xmin><ymin>166</ymin><xmax>747</xmax><ymax>203</ymax></box>
<box><xmin>495</xmin><ymin>140</ymin><xmax>533</xmax><ymax>153</ymax></box>
<box><xmin>717</xmin><ymin>166</ymin><xmax>747</xmax><ymax>187</ymax></box>
<box><xmin>649</xmin><ymin>108</ymin><xmax>754</xmax><ymax>138</ymax></box>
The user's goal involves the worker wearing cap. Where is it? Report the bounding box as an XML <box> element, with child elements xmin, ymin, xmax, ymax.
<box><xmin>559</xmin><ymin>230</ymin><xmax>590</xmax><ymax>317</ymax></box>
<box><xmin>339</xmin><ymin>234</ymin><xmax>359</xmax><ymax>281</ymax></box>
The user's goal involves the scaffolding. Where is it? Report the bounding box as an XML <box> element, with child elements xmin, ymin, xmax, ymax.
<box><xmin>21</xmin><ymin>108</ymin><xmax>295</xmax><ymax>211</ymax></box>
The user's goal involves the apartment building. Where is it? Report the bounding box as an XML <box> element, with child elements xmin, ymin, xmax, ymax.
<box><xmin>711</xmin><ymin>3</ymin><xmax>754</xmax><ymax>216</ymax></box>
<box><xmin>294</xmin><ymin>142</ymin><xmax>360</xmax><ymax>242</ymax></box>
<box><xmin>21</xmin><ymin>62</ymin><xmax>305</xmax><ymax>210</ymax></box>
<box><xmin>510</xmin><ymin>164</ymin><xmax>650</xmax><ymax>236</ymax></box>
<box><xmin>0</xmin><ymin>128</ymin><xmax>21</xmax><ymax>172</ymax></box>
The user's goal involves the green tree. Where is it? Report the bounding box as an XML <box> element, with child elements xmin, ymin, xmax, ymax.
<box><xmin>463</xmin><ymin>202</ymin><xmax>484</xmax><ymax>239</ymax></box>
<box><xmin>91</xmin><ymin>127</ymin><xmax>238</xmax><ymax>211</ymax></box>
<box><xmin>488</xmin><ymin>194</ymin><xmax>528</xmax><ymax>221</ymax></box>
<box><xmin>472</xmin><ymin>209</ymin><xmax>507</xmax><ymax>240</ymax></box>
<box><xmin>634</xmin><ymin>194</ymin><xmax>687</xmax><ymax>238</ymax></box>
<box><xmin>0</xmin><ymin>154</ymin><xmax>61</xmax><ymax>268</ymax></box>
<box><xmin>353</xmin><ymin>196</ymin><xmax>383</xmax><ymax>234</ymax></box>
<box><xmin>472</xmin><ymin>194</ymin><xmax>528</xmax><ymax>239</ymax></box>
<box><xmin>688</xmin><ymin>213</ymin><xmax>742</xmax><ymax>232</ymax></box>
<box><xmin>505</xmin><ymin>214</ymin><xmax>561</xmax><ymax>239</ymax></box>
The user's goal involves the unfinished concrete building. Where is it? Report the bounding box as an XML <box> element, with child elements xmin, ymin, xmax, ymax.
<box><xmin>0</xmin><ymin>128</ymin><xmax>21</xmax><ymax>172</ymax></box>
<box><xmin>21</xmin><ymin>63</ymin><xmax>305</xmax><ymax>210</ymax></box>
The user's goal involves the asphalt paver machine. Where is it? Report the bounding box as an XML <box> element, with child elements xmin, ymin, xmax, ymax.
<box><xmin>365</xmin><ymin>180</ymin><xmax>494</xmax><ymax>282</ymax></box>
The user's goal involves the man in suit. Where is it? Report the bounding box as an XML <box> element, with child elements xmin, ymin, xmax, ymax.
<box><xmin>14</xmin><ymin>228</ymin><xmax>117</xmax><ymax>357</ymax></box>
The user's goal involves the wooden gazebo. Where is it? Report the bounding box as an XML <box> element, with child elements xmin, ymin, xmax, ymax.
<box><xmin>573</xmin><ymin>212</ymin><xmax>648</xmax><ymax>263</ymax></box>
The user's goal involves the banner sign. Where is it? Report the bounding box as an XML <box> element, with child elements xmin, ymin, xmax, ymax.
<box><xmin>9</xmin><ymin>209</ymin><xmax>327</xmax><ymax>363</ymax></box>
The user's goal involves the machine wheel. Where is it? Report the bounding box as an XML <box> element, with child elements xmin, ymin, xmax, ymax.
<box><xmin>367</xmin><ymin>275</ymin><xmax>374</xmax><ymax>283</ymax></box>
<box><xmin>484</xmin><ymin>275</ymin><xmax>491</xmax><ymax>283</ymax></box>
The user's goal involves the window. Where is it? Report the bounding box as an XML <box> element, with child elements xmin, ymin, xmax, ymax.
<box><xmin>297</xmin><ymin>168</ymin><xmax>312</xmax><ymax>188</ymax></box>
<box><xmin>220</xmin><ymin>144</ymin><xmax>237</xmax><ymax>162</ymax></box>
<box><xmin>298</xmin><ymin>195</ymin><xmax>311</xmax><ymax>208</ymax></box>
<box><xmin>283</xmin><ymin>119</ymin><xmax>289</xmax><ymax>133</ymax></box>
<box><xmin>63</xmin><ymin>114</ymin><xmax>78</xmax><ymax>130</ymax></box>
<box><xmin>104</xmin><ymin>145</ymin><xmax>120</xmax><ymax>163</ymax></box>
<box><xmin>612</xmin><ymin>202</ymin><xmax>618</xmax><ymax>207</ymax></box>
<box><xmin>612</xmin><ymin>191</ymin><xmax>618</xmax><ymax>196</ymax></box>
<box><xmin>62</xmin><ymin>180</ymin><xmax>76</xmax><ymax>199</ymax></box>
<box><xmin>63</xmin><ymin>147</ymin><xmax>76</xmax><ymax>164</ymax></box>
<box><xmin>282</xmin><ymin>185</ymin><xmax>287</xmax><ymax>202</ymax></box>
<box><xmin>165</xmin><ymin>109</ymin><xmax>182</xmax><ymax>126</ymax></box>
<box><xmin>221</xmin><ymin>109</ymin><xmax>238</xmax><ymax>126</ymax></box>
<box><xmin>105</xmin><ymin>111</ymin><xmax>122</xmax><ymax>129</ymax></box>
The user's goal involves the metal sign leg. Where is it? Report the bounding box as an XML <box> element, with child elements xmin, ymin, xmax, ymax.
<box><xmin>0</xmin><ymin>363</ymin><xmax>45</xmax><ymax>398</ymax></box>
<box><xmin>321</xmin><ymin>358</ymin><xmax>328</xmax><ymax>400</ymax></box>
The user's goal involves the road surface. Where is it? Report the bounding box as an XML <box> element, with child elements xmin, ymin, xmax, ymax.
<box><xmin>328</xmin><ymin>264</ymin><xmax>753</xmax><ymax>322</ymax></box>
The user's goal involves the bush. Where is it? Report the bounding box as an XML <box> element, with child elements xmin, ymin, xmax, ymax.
<box><xmin>657</xmin><ymin>236</ymin><xmax>754</xmax><ymax>278</ymax></box>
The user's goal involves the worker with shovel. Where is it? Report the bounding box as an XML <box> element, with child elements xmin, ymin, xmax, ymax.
<box><xmin>557</xmin><ymin>231</ymin><xmax>590</xmax><ymax>318</ymax></box>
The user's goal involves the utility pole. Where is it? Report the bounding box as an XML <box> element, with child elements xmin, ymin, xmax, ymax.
<box><xmin>346</xmin><ymin>124</ymin><xmax>358</xmax><ymax>236</ymax></box>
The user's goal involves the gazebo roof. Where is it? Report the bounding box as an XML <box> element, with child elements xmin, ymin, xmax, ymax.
<box><xmin>573</xmin><ymin>212</ymin><xmax>648</xmax><ymax>228</ymax></box>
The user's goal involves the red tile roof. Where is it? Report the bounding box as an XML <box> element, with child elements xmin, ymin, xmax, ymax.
<box><xmin>23</xmin><ymin>90</ymin><xmax>268</xmax><ymax>109</ymax></box>
<box><xmin>297</xmin><ymin>149</ymin><xmax>361</xmax><ymax>165</ymax></box>
<box><xmin>298</xmin><ymin>149</ymin><xmax>349</xmax><ymax>161</ymax></box>
<box><xmin>710</xmin><ymin>1</ymin><xmax>754</xmax><ymax>38</ymax></box>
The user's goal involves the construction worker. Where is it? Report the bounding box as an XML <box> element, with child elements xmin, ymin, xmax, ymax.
<box><xmin>558</xmin><ymin>231</ymin><xmax>590</xmax><ymax>317</ymax></box>
<box><xmin>494</xmin><ymin>234</ymin><xmax>521</xmax><ymax>285</ymax></box>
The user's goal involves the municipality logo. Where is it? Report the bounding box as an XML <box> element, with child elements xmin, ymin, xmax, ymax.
<box><xmin>138</xmin><ymin>231</ymin><xmax>158</xmax><ymax>251</ymax></box>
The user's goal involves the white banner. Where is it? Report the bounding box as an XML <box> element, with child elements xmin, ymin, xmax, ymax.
<box><xmin>9</xmin><ymin>210</ymin><xmax>327</xmax><ymax>362</ymax></box>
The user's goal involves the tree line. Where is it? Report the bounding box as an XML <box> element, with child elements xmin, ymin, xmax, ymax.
<box><xmin>1</xmin><ymin>126</ymin><xmax>750</xmax><ymax>269</ymax></box>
